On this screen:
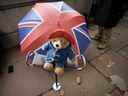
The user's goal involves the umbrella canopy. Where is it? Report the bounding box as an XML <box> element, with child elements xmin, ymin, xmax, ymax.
<box><xmin>18</xmin><ymin>1</ymin><xmax>91</xmax><ymax>55</ymax></box>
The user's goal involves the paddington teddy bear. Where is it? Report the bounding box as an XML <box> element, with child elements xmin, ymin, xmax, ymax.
<box><xmin>42</xmin><ymin>36</ymin><xmax>75</xmax><ymax>75</ymax></box>
<box><xmin>26</xmin><ymin>34</ymin><xmax>86</xmax><ymax>75</ymax></box>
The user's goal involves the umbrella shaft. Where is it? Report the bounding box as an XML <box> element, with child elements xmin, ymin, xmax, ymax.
<box><xmin>55</xmin><ymin>74</ymin><xmax>58</xmax><ymax>87</ymax></box>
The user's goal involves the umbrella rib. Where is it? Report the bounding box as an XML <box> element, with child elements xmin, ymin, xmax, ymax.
<box><xmin>32</xmin><ymin>8</ymin><xmax>44</xmax><ymax>22</ymax></box>
<box><xmin>75</xmin><ymin>28</ymin><xmax>91</xmax><ymax>41</ymax></box>
<box><xmin>20</xmin><ymin>22</ymin><xmax>42</xmax><ymax>45</ymax></box>
<box><xmin>20</xmin><ymin>8</ymin><xmax>44</xmax><ymax>45</ymax></box>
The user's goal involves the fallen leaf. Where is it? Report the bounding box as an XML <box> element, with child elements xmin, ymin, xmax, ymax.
<box><xmin>107</xmin><ymin>60</ymin><xmax>115</xmax><ymax>68</ymax></box>
<box><xmin>76</xmin><ymin>76</ymin><xmax>81</xmax><ymax>85</ymax></box>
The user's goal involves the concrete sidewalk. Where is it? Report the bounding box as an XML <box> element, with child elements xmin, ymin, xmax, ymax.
<box><xmin>0</xmin><ymin>22</ymin><xmax>128</xmax><ymax>96</ymax></box>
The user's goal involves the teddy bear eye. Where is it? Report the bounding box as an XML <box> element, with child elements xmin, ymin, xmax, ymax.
<box><xmin>60</xmin><ymin>40</ymin><xmax>63</xmax><ymax>43</ymax></box>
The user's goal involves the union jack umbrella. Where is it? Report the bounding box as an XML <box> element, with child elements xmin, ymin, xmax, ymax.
<box><xmin>18</xmin><ymin>1</ymin><xmax>91</xmax><ymax>57</ymax></box>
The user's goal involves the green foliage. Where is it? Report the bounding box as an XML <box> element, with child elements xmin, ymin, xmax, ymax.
<box><xmin>65</xmin><ymin>0</ymin><xmax>78</xmax><ymax>3</ymax></box>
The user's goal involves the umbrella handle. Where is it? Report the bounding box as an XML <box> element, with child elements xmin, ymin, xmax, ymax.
<box><xmin>55</xmin><ymin>73</ymin><xmax>58</xmax><ymax>87</ymax></box>
<box><xmin>52</xmin><ymin>73</ymin><xmax>62</xmax><ymax>91</ymax></box>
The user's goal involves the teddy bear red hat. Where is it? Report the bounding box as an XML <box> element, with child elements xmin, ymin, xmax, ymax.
<box><xmin>49</xmin><ymin>29</ymin><xmax>74</xmax><ymax>43</ymax></box>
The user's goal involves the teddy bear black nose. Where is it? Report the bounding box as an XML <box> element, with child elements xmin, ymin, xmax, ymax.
<box><xmin>56</xmin><ymin>44</ymin><xmax>59</xmax><ymax>47</ymax></box>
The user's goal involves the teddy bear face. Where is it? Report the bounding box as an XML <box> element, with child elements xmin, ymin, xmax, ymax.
<box><xmin>51</xmin><ymin>37</ymin><xmax>70</xmax><ymax>49</ymax></box>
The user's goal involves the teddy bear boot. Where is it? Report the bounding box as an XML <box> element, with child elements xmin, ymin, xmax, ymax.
<box><xmin>54</xmin><ymin>67</ymin><xmax>64</xmax><ymax>75</ymax></box>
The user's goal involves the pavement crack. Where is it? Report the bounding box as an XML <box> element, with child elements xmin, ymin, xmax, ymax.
<box><xmin>88</xmin><ymin>62</ymin><xmax>111</xmax><ymax>82</ymax></box>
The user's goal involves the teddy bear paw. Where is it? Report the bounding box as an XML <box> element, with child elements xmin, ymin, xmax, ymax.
<box><xmin>43</xmin><ymin>63</ymin><xmax>54</xmax><ymax>72</ymax></box>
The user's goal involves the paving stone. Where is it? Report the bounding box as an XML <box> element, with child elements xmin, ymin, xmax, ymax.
<box><xmin>110</xmin><ymin>75</ymin><xmax>127</xmax><ymax>91</ymax></box>
<box><xmin>0</xmin><ymin>48</ymin><xmax>111</xmax><ymax>96</ymax></box>
<box><xmin>85</xmin><ymin>40</ymin><xmax>110</xmax><ymax>61</ymax></box>
<box><xmin>110</xmin><ymin>23</ymin><xmax>128</xmax><ymax>51</ymax></box>
<box><xmin>0</xmin><ymin>47</ymin><xmax>24</xmax><ymax>74</ymax></box>
<box><xmin>1</xmin><ymin>47</ymin><xmax>25</xmax><ymax>66</ymax></box>
<box><xmin>0</xmin><ymin>32</ymin><xmax>19</xmax><ymax>49</ymax></box>
<box><xmin>58</xmin><ymin>65</ymin><xmax>111</xmax><ymax>96</ymax></box>
<box><xmin>0</xmin><ymin>6</ymin><xmax>32</xmax><ymax>33</ymax></box>
<box><xmin>118</xmin><ymin>45</ymin><xmax>128</xmax><ymax>60</ymax></box>
<box><xmin>112</xmin><ymin>23</ymin><xmax>128</xmax><ymax>43</ymax></box>
<box><xmin>1</xmin><ymin>58</ymin><xmax>53</xmax><ymax>96</ymax></box>
<box><xmin>0</xmin><ymin>0</ymin><xmax>27</xmax><ymax>5</ymax></box>
<box><xmin>91</xmin><ymin>51</ymin><xmax>128</xmax><ymax>87</ymax></box>
<box><xmin>0</xmin><ymin>47</ymin><xmax>55</xmax><ymax>96</ymax></box>
<box><xmin>109</xmin><ymin>35</ymin><xmax>127</xmax><ymax>52</ymax></box>
<box><xmin>88</xmin><ymin>23</ymin><xmax>128</xmax><ymax>53</ymax></box>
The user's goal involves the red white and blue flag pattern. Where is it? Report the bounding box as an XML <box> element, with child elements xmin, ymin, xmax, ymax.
<box><xmin>18</xmin><ymin>1</ymin><xmax>91</xmax><ymax>56</ymax></box>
